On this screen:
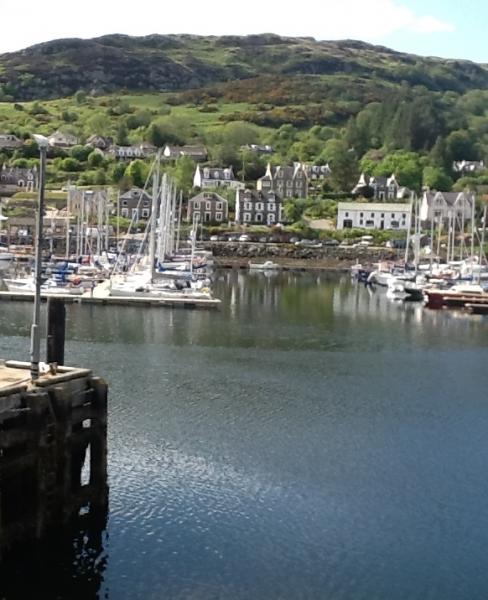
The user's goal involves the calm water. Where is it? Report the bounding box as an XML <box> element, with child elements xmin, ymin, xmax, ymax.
<box><xmin>1</xmin><ymin>271</ymin><xmax>488</xmax><ymax>599</ymax></box>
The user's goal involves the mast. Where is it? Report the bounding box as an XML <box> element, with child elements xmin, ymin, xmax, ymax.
<box><xmin>65</xmin><ymin>186</ymin><xmax>71</xmax><ymax>260</ymax></box>
<box><xmin>175</xmin><ymin>190</ymin><xmax>183</xmax><ymax>252</ymax></box>
<box><xmin>470</xmin><ymin>191</ymin><xmax>475</xmax><ymax>259</ymax></box>
<box><xmin>479</xmin><ymin>204</ymin><xmax>487</xmax><ymax>281</ymax></box>
<box><xmin>149</xmin><ymin>159</ymin><xmax>160</xmax><ymax>282</ymax></box>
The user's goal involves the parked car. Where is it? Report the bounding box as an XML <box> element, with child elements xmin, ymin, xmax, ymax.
<box><xmin>209</xmin><ymin>235</ymin><xmax>219</xmax><ymax>242</ymax></box>
<box><xmin>239</xmin><ymin>234</ymin><xmax>250</xmax><ymax>242</ymax></box>
<box><xmin>321</xmin><ymin>238</ymin><xmax>339</xmax><ymax>247</ymax></box>
<box><xmin>289</xmin><ymin>237</ymin><xmax>300</xmax><ymax>244</ymax></box>
<box><xmin>258</xmin><ymin>236</ymin><xmax>268</xmax><ymax>243</ymax></box>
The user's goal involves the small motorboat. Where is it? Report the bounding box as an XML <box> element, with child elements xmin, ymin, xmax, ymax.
<box><xmin>248</xmin><ymin>260</ymin><xmax>281</xmax><ymax>271</ymax></box>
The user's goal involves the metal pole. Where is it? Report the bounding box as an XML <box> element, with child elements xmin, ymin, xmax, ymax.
<box><xmin>30</xmin><ymin>144</ymin><xmax>47</xmax><ymax>380</ymax></box>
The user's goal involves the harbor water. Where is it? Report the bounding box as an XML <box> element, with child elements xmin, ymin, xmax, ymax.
<box><xmin>1</xmin><ymin>270</ymin><xmax>488</xmax><ymax>599</ymax></box>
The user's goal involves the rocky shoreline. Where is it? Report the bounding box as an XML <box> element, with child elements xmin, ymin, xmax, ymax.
<box><xmin>208</xmin><ymin>242</ymin><xmax>401</xmax><ymax>270</ymax></box>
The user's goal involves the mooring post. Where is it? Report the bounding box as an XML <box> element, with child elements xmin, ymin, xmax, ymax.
<box><xmin>46</xmin><ymin>297</ymin><xmax>66</xmax><ymax>366</ymax></box>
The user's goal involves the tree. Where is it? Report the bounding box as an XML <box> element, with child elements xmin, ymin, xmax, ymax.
<box><xmin>324</xmin><ymin>139</ymin><xmax>359</xmax><ymax>192</ymax></box>
<box><xmin>169</xmin><ymin>156</ymin><xmax>195</xmax><ymax>194</ymax></box>
<box><xmin>74</xmin><ymin>90</ymin><xmax>87</xmax><ymax>105</ymax></box>
<box><xmin>422</xmin><ymin>166</ymin><xmax>453</xmax><ymax>191</ymax></box>
<box><xmin>87</xmin><ymin>151</ymin><xmax>104</xmax><ymax>168</ymax></box>
<box><xmin>373</xmin><ymin>151</ymin><xmax>424</xmax><ymax>191</ymax></box>
<box><xmin>447</xmin><ymin>130</ymin><xmax>479</xmax><ymax>161</ymax></box>
<box><xmin>70</xmin><ymin>145</ymin><xmax>92</xmax><ymax>162</ymax></box>
<box><xmin>115</xmin><ymin>123</ymin><xmax>129</xmax><ymax>146</ymax></box>
<box><xmin>124</xmin><ymin>160</ymin><xmax>149</xmax><ymax>188</ymax></box>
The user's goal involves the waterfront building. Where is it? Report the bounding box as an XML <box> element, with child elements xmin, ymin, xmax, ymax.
<box><xmin>337</xmin><ymin>202</ymin><xmax>412</xmax><ymax>230</ymax></box>
<box><xmin>235</xmin><ymin>189</ymin><xmax>284</xmax><ymax>225</ymax></box>
<box><xmin>419</xmin><ymin>191</ymin><xmax>475</xmax><ymax>224</ymax></box>
<box><xmin>187</xmin><ymin>191</ymin><xmax>228</xmax><ymax>224</ymax></box>
<box><xmin>85</xmin><ymin>135</ymin><xmax>113</xmax><ymax>150</ymax></box>
<box><xmin>257</xmin><ymin>163</ymin><xmax>308</xmax><ymax>199</ymax></box>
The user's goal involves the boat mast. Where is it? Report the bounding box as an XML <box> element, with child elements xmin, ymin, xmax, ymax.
<box><xmin>149</xmin><ymin>153</ymin><xmax>161</xmax><ymax>282</ymax></box>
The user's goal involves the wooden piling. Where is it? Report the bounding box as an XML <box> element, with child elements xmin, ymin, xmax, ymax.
<box><xmin>46</xmin><ymin>298</ymin><xmax>66</xmax><ymax>365</ymax></box>
<box><xmin>0</xmin><ymin>365</ymin><xmax>108</xmax><ymax>559</ymax></box>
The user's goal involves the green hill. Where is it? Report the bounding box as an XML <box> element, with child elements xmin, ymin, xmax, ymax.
<box><xmin>1</xmin><ymin>34</ymin><xmax>487</xmax><ymax>100</ymax></box>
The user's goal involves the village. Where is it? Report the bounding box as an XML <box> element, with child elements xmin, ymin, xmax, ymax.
<box><xmin>0</xmin><ymin>129</ymin><xmax>484</xmax><ymax>251</ymax></box>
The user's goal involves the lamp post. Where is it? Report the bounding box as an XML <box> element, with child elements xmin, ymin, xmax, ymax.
<box><xmin>30</xmin><ymin>134</ymin><xmax>48</xmax><ymax>380</ymax></box>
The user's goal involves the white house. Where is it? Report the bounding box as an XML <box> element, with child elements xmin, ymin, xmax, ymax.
<box><xmin>337</xmin><ymin>202</ymin><xmax>412</xmax><ymax>230</ymax></box>
<box><xmin>419</xmin><ymin>191</ymin><xmax>475</xmax><ymax>224</ymax></box>
<box><xmin>193</xmin><ymin>165</ymin><xmax>244</xmax><ymax>189</ymax></box>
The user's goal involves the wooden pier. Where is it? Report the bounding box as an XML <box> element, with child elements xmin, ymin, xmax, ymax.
<box><xmin>0</xmin><ymin>360</ymin><xmax>108</xmax><ymax>559</ymax></box>
<box><xmin>0</xmin><ymin>290</ymin><xmax>221</xmax><ymax>309</ymax></box>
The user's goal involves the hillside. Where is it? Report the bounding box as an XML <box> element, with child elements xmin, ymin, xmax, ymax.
<box><xmin>1</xmin><ymin>34</ymin><xmax>488</xmax><ymax>100</ymax></box>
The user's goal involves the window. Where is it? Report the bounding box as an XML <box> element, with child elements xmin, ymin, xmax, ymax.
<box><xmin>268</xmin><ymin>214</ymin><xmax>275</xmax><ymax>224</ymax></box>
<box><xmin>360</xmin><ymin>212</ymin><xmax>363</xmax><ymax>217</ymax></box>
<box><xmin>286</xmin><ymin>181</ymin><xmax>292</xmax><ymax>187</ymax></box>
<box><xmin>381</xmin><ymin>213</ymin><xmax>385</xmax><ymax>218</ymax></box>
<box><xmin>434</xmin><ymin>210</ymin><xmax>442</xmax><ymax>217</ymax></box>
<box><xmin>345</xmin><ymin>212</ymin><xmax>349</xmax><ymax>217</ymax></box>
<box><xmin>286</xmin><ymin>190</ymin><xmax>293</xmax><ymax>198</ymax></box>
<box><xmin>391</xmin><ymin>220</ymin><xmax>399</xmax><ymax>228</ymax></box>
<box><xmin>143</xmin><ymin>200</ymin><xmax>150</xmax><ymax>207</ymax></box>
<box><xmin>194</xmin><ymin>201</ymin><xmax>200</xmax><ymax>210</ymax></box>
<box><xmin>193</xmin><ymin>211</ymin><xmax>201</xmax><ymax>221</ymax></box>
<box><xmin>244</xmin><ymin>202</ymin><xmax>252</xmax><ymax>210</ymax></box>
<box><xmin>122</xmin><ymin>200</ymin><xmax>128</xmax><ymax>207</ymax></box>
<box><xmin>370</xmin><ymin>213</ymin><xmax>374</xmax><ymax>218</ymax></box>
<box><xmin>256</xmin><ymin>213</ymin><xmax>263</xmax><ymax>222</ymax></box>
<box><xmin>256</xmin><ymin>202</ymin><xmax>264</xmax><ymax>211</ymax></box>
<box><xmin>205</xmin><ymin>212</ymin><xmax>211</xmax><ymax>222</ymax></box>
<box><xmin>132</xmin><ymin>208</ymin><xmax>139</xmax><ymax>220</ymax></box>
<box><xmin>392</xmin><ymin>213</ymin><xmax>395</xmax><ymax>218</ymax></box>
<box><xmin>216</xmin><ymin>212</ymin><xmax>222</xmax><ymax>222</ymax></box>
<box><xmin>268</xmin><ymin>203</ymin><xmax>276</xmax><ymax>212</ymax></box>
<box><xmin>244</xmin><ymin>213</ymin><xmax>251</xmax><ymax>222</ymax></box>
<box><xmin>365</xmin><ymin>220</ymin><xmax>374</xmax><ymax>227</ymax></box>
<box><xmin>142</xmin><ymin>209</ymin><xmax>150</xmax><ymax>218</ymax></box>
<box><xmin>343</xmin><ymin>219</ymin><xmax>353</xmax><ymax>229</ymax></box>
<box><xmin>121</xmin><ymin>208</ymin><xmax>129</xmax><ymax>217</ymax></box>
<box><xmin>206</xmin><ymin>202</ymin><xmax>211</xmax><ymax>210</ymax></box>
<box><xmin>402</xmin><ymin>213</ymin><xmax>406</xmax><ymax>218</ymax></box>
<box><xmin>216</xmin><ymin>202</ymin><xmax>223</xmax><ymax>210</ymax></box>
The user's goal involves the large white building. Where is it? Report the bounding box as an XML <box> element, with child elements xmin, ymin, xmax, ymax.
<box><xmin>337</xmin><ymin>202</ymin><xmax>412</xmax><ymax>230</ymax></box>
<box><xmin>419</xmin><ymin>191</ymin><xmax>474</xmax><ymax>224</ymax></box>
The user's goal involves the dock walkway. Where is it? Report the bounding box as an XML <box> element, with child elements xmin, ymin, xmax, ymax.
<box><xmin>0</xmin><ymin>290</ymin><xmax>221</xmax><ymax>309</ymax></box>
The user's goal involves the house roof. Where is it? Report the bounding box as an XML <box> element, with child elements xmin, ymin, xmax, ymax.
<box><xmin>200</xmin><ymin>166</ymin><xmax>235</xmax><ymax>180</ymax></box>
<box><xmin>189</xmin><ymin>191</ymin><xmax>228</xmax><ymax>203</ymax></box>
<box><xmin>119</xmin><ymin>187</ymin><xmax>152</xmax><ymax>202</ymax></box>
<box><xmin>238</xmin><ymin>188</ymin><xmax>282</xmax><ymax>202</ymax></box>
<box><xmin>338</xmin><ymin>202</ymin><xmax>412</xmax><ymax>212</ymax></box>
<box><xmin>423</xmin><ymin>191</ymin><xmax>475</xmax><ymax>206</ymax></box>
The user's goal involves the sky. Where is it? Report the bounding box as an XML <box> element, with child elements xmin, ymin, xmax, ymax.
<box><xmin>0</xmin><ymin>0</ymin><xmax>486</xmax><ymax>62</ymax></box>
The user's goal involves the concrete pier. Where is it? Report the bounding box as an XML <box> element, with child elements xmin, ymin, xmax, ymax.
<box><xmin>0</xmin><ymin>361</ymin><xmax>108</xmax><ymax>560</ymax></box>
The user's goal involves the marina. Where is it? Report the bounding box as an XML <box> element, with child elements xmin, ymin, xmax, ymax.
<box><xmin>1</xmin><ymin>272</ymin><xmax>487</xmax><ymax>599</ymax></box>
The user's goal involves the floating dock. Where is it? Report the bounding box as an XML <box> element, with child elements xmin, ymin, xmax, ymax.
<box><xmin>0</xmin><ymin>290</ymin><xmax>221</xmax><ymax>309</ymax></box>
